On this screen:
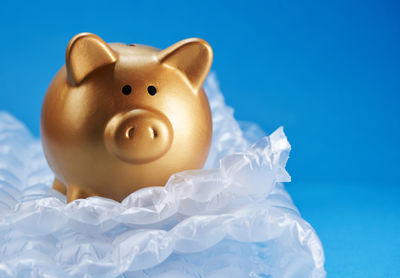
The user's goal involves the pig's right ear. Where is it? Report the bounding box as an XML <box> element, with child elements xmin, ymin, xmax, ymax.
<box><xmin>66</xmin><ymin>33</ymin><xmax>118</xmax><ymax>86</ymax></box>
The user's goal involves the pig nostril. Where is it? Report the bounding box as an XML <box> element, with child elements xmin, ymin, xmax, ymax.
<box><xmin>150</xmin><ymin>128</ymin><xmax>158</xmax><ymax>139</ymax></box>
<box><xmin>126</xmin><ymin>127</ymin><xmax>135</xmax><ymax>139</ymax></box>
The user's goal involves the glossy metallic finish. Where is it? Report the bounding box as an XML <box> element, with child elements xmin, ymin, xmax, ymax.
<box><xmin>41</xmin><ymin>33</ymin><xmax>213</xmax><ymax>202</ymax></box>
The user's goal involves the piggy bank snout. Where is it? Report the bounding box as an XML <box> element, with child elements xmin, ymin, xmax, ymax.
<box><xmin>104</xmin><ymin>109</ymin><xmax>173</xmax><ymax>164</ymax></box>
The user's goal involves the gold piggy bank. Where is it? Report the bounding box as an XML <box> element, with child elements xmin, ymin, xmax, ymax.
<box><xmin>41</xmin><ymin>33</ymin><xmax>213</xmax><ymax>202</ymax></box>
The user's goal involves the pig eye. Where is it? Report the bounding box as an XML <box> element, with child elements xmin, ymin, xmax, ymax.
<box><xmin>122</xmin><ymin>85</ymin><xmax>132</xmax><ymax>95</ymax></box>
<box><xmin>147</xmin><ymin>85</ymin><xmax>157</xmax><ymax>96</ymax></box>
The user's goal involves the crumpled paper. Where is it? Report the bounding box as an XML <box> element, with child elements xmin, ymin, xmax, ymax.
<box><xmin>0</xmin><ymin>74</ymin><xmax>325</xmax><ymax>277</ymax></box>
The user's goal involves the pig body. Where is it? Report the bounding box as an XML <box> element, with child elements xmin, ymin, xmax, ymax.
<box><xmin>41</xmin><ymin>33</ymin><xmax>213</xmax><ymax>202</ymax></box>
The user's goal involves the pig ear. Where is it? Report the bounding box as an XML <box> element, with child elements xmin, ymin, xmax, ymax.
<box><xmin>158</xmin><ymin>38</ymin><xmax>213</xmax><ymax>91</ymax></box>
<box><xmin>66</xmin><ymin>33</ymin><xmax>118</xmax><ymax>86</ymax></box>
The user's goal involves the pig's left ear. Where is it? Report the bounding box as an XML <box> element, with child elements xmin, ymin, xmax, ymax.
<box><xmin>66</xmin><ymin>33</ymin><xmax>118</xmax><ymax>86</ymax></box>
<box><xmin>158</xmin><ymin>38</ymin><xmax>213</xmax><ymax>91</ymax></box>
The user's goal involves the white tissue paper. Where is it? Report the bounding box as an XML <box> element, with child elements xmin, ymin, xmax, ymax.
<box><xmin>0</xmin><ymin>73</ymin><xmax>325</xmax><ymax>278</ymax></box>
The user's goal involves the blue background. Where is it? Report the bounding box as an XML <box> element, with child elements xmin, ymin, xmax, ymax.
<box><xmin>0</xmin><ymin>0</ymin><xmax>399</xmax><ymax>276</ymax></box>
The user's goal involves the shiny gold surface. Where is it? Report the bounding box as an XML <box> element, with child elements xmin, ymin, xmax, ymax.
<box><xmin>41</xmin><ymin>33</ymin><xmax>213</xmax><ymax>202</ymax></box>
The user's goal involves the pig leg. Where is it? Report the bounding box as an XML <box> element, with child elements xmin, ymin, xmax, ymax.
<box><xmin>66</xmin><ymin>184</ymin><xmax>93</xmax><ymax>203</ymax></box>
<box><xmin>52</xmin><ymin>178</ymin><xmax>67</xmax><ymax>195</ymax></box>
